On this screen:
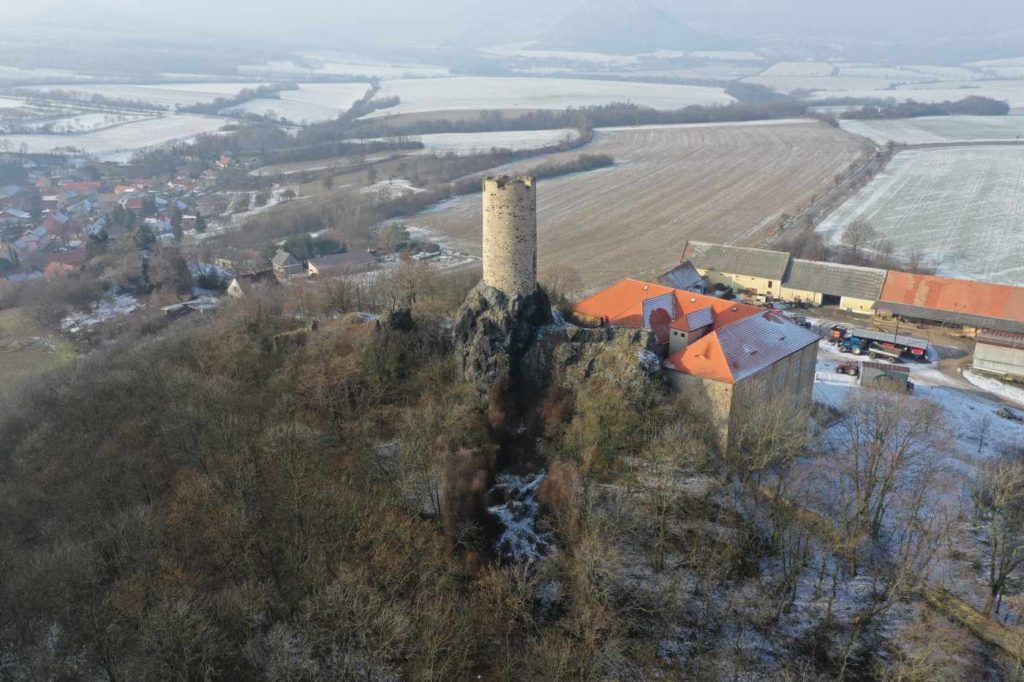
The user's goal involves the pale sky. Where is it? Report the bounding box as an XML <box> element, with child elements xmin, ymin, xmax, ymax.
<box><xmin>1</xmin><ymin>0</ymin><xmax>1019</xmax><ymax>47</ymax></box>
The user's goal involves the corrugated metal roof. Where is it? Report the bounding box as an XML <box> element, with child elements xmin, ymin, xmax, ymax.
<box><xmin>880</xmin><ymin>272</ymin><xmax>1024</xmax><ymax>327</ymax></box>
<box><xmin>683</xmin><ymin>240</ymin><xmax>790</xmax><ymax>281</ymax></box>
<box><xmin>658</xmin><ymin>261</ymin><xmax>704</xmax><ymax>291</ymax></box>
<box><xmin>977</xmin><ymin>330</ymin><xmax>1024</xmax><ymax>350</ymax></box>
<box><xmin>875</xmin><ymin>302</ymin><xmax>1024</xmax><ymax>335</ymax></box>
<box><xmin>848</xmin><ymin>327</ymin><xmax>929</xmax><ymax>351</ymax></box>
<box><xmin>784</xmin><ymin>259</ymin><xmax>887</xmax><ymax>301</ymax></box>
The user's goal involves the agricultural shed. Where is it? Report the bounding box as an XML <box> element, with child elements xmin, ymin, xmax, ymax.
<box><xmin>974</xmin><ymin>331</ymin><xmax>1024</xmax><ymax>381</ymax></box>
<box><xmin>780</xmin><ymin>259</ymin><xmax>887</xmax><ymax>314</ymax></box>
<box><xmin>859</xmin><ymin>361</ymin><xmax>912</xmax><ymax>392</ymax></box>
<box><xmin>877</xmin><ymin>272</ymin><xmax>1024</xmax><ymax>335</ymax></box>
<box><xmin>683</xmin><ymin>240</ymin><xmax>791</xmax><ymax>298</ymax></box>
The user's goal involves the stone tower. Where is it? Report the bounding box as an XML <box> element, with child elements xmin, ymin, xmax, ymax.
<box><xmin>482</xmin><ymin>176</ymin><xmax>537</xmax><ymax>298</ymax></box>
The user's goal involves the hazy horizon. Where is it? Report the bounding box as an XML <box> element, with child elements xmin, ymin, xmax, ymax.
<box><xmin>2</xmin><ymin>0</ymin><xmax>1021</xmax><ymax>52</ymax></box>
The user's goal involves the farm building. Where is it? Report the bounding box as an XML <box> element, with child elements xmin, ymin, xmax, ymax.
<box><xmin>973</xmin><ymin>331</ymin><xmax>1024</xmax><ymax>381</ymax></box>
<box><xmin>859</xmin><ymin>362</ymin><xmax>912</xmax><ymax>393</ymax></box>
<box><xmin>682</xmin><ymin>241</ymin><xmax>789</xmax><ymax>299</ymax></box>
<box><xmin>307</xmin><ymin>251</ymin><xmax>378</xmax><ymax>277</ymax></box>
<box><xmin>780</xmin><ymin>259</ymin><xmax>886</xmax><ymax>314</ymax></box>
<box><xmin>575</xmin><ymin>278</ymin><xmax>820</xmax><ymax>451</ymax></box>
<box><xmin>683</xmin><ymin>241</ymin><xmax>885</xmax><ymax>314</ymax></box>
<box><xmin>876</xmin><ymin>272</ymin><xmax>1024</xmax><ymax>336</ymax></box>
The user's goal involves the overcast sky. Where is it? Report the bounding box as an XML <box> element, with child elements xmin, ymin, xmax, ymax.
<box><xmin>3</xmin><ymin>0</ymin><xmax>1020</xmax><ymax>47</ymax></box>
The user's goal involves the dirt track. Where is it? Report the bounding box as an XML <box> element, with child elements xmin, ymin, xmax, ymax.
<box><xmin>407</xmin><ymin>120</ymin><xmax>872</xmax><ymax>288</ymax></box>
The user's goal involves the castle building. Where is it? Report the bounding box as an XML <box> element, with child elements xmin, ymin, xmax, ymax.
<box><xmin>575</xmin><ymin>278</ymin><xmax>820</xmax><ymax>451</ymax></box>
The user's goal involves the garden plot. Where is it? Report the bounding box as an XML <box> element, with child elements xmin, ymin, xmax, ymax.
<box><xmin>364</xmin><ymin>77</ymin><xmax>734</xmax><ymax>118</ymax></box>
<box><xmin>840</xmin><ymin>115</ymin><xmax>1024</xmax><ymax>145</ymax></box>
<box><xmin>817</xmin><ymin>147</ymin><xmax>1024</xmax><ymax>285</ymax></box>
<box><xmin>0</xmin><ymin>114</ymin><xmax>229</xmax><ymax>158</ymax></box>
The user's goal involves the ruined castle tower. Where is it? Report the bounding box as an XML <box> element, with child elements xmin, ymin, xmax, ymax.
<box><xmin>482</xmin><ymin>176</ymin><xmax>537</xmax><ymax>298</ymax></box>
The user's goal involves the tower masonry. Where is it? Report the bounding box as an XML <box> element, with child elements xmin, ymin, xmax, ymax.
<box><xmin>482</xmin><ymin>176</ymin><xmax>537</xmax><ymax>298</ymax></box>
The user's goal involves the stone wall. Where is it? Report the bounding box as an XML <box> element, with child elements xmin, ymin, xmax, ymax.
<box><xmin>482</xmin><ymin>176</ymin><xmax>537</xmax><ymax>298</ymax></box>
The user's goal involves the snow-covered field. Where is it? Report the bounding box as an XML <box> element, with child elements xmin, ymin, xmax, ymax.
<box><xmin>364</xmin><ymin>77</ymin><xmax>734</xmax><ymax>117</ymax></box>
<box><xmin>0</xmin><ymin>97</ymin><xmax>28</xmax><ymax>110</ymax></box>
<box><xmin>0</xmin><ymin>114</ymin><xmax>229</xmax><ymax>158</ymax></box>
<box><xmin>817</xmin><ymin>146</ymin><xmax>1024</xmax><ymax>285</ymax></box>
<box><xmin>16</xmin><ymin>111</ymin><xmax>154</xmax><ymax>134</ymax></box>
<box><xmin>759</xmin><ymin>61</ymin><xmax>836</xmax><ymax>77</ymax></box>
<box><xmin>378</xmin><ymin>128</ymin><xmax>581</xmax><ymax>155</ymax></box>
<box><xmin>18</xmin><ymin>82</ymin><xmax>269</xmax><ymax>108</ymax></box>
<box><xmin>964</xmin><ymin>370</ymin><xmax>1024</xmax><ymax>408</ymax></box>
<box><xmin>808</xmin><ymin>80</ymin><xmax>1024</xmax><ymax>110</ymax></box>
<box><xmin>226</xmin><ymin>83</ymin><xmax>371</xmax><ymax>123</ymax></box>
<box><xmin>240</xmin><ymin>53</ymin><xmax>449</xmax><ymax>79</ymax></box>
<box><xmin>840</xmin><ymin>115</ymin><xmax>1024</xmax><ymax>145</ymax></box>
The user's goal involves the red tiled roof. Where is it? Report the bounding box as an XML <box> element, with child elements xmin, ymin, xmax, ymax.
<box><xmin>575</xmin><ymin>279</ymin><xmax>761</xmax><ymax>332</ymax></box>
<box><xmin>575</xmin><ymin>279</ymin><xmax>821</xmax><ymax>384</ymax></box>
<box><xmin>880</xmin><ymin>271</ymin><xmax>1024</xmax><ymax>326</ymax></box>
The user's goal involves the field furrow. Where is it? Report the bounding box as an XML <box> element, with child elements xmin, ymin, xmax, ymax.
<box><xmin>408</xmin><ymin>120</ymin><xmax>871</xmax><ymax>288</ymax></box>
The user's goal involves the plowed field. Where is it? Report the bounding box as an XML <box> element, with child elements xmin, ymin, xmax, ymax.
<box><xmin>408</xmin><ymin>120</ymin><xmax>871</xmax><ymax>288</ymax></box>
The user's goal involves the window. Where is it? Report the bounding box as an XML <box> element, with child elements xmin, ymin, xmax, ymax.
<box><xmin>768</xmin><ymin>281</ymin><xmax>774</xmax><ymax>288</ymax></box>
<box><xmin>776</xmin><ymin>365</ymin><xmax>786</xmax><ymax>391</ymax></box>
<box><xmin>793</xmin><ymin>355</ymin><xmax>802</xmax><ymax>381</ymax></box>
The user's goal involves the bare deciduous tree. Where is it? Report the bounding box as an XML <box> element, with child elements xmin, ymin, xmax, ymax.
<box><xmin>971</xmin><ymin>458</ymin><xmax>1024</xmax><ymax>616</ymax></box>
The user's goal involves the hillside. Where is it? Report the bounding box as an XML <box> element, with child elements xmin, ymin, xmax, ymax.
<box><xmin>537</xmin><ymin>0</ymin><xmax>725</xmax><ymax>55</ymax></box>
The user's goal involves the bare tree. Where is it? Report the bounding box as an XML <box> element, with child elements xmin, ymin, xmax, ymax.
<box><xmin>826</xmin><ymin>392</ymin><xmax>950</xmax><ymax>563</ymax></box>
<box><xmin>840</xmin><ymin>218</ymin><xmax>877</xmax><ymax>263</ymax></box>
<box><xmin>971</xmin><ymin>458</ymin><xmax>1024</xmax><ymax>616</ymax></box>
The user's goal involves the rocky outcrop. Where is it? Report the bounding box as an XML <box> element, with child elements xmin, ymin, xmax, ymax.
<box><xmin>453</xmin><ymin>282</ymin><xmax>553</xmax><ymax>391</ymax></box>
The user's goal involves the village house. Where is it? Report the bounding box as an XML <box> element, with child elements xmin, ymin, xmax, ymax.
<box><xmin>575</xmin><ymin>278</ymin><xmax>821</xmax><ymax>450</ymax></box>
<box><xmin>271</xmin><ymin>250</ymin><xmax>303</xmax><ymax>281</ymax></box>
<box><xmin>227</xmin><ymin>270</ymin><xmax>277</xmax><ymax>299</ymax></box>
<box><xmin>682</xmin><ymin>241</ymin><xmax>790</xmax><ymax>301</ymax></box>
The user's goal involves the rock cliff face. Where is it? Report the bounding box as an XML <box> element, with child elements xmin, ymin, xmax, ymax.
<box><xmin>454</xmin><ymin>282</ymin><xmax>662</xmax><ymax>399</ymax></box>
<box><xmin>453</xmin><ymin>282</ymin><xmax>553</xmax><ymax>391</ymax></box>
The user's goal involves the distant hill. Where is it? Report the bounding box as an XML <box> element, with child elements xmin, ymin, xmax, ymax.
<box><xmin>537</xmin><ymin>0</ymin><xmax>727</xmax><ymax>55</ymax></box>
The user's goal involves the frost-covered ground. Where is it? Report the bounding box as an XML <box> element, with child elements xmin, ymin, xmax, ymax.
<box><xmin>0</xmin><ymin>114</ymin><xmax>229</xmax><ymax>158</ymax></box>
<box><xmin>364</xmin><ymin>77</ymin><xmax>734</xmax><ymax>117</ymax></box>
<box><xmin>840</xmin><ymin>115</ymin><xmax>1024</xmax><ymax>145</ymax></box>
<box><xmin>964</xmin><ymin>370</ymin><xmax>1024</xmax><ymax>408</ymax></box>
<box><xmin>60</xmin><ymin>294</ymin><xmax>139</xmax><ymax>333</ymax></box>
<box><xmin>817</xmin><ymin>146</ymin><xmax>1024</xmax><ymax>285</ymax></box>
<box><xmin>239</xmin><ymin>52</ymin><xmax>449</xmax><ymax>79</ymax></box>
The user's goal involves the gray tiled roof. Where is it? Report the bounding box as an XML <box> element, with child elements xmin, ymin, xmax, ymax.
<box><xmin>683</xmin><ymin>241</ymin><xmax>790</xmax><ymax>281</ymax></box>
<box><xmin>659</xmin><ymin>261</ymin><xmax>704</xmax><ymax>291</ymax></box>
<box><xmin>272</xmin><ymin>250</ymin><xmax>297</xmax><ymax>267</ymax></box>
<box><xmin>784</xmin><ymin>259</ymin><xmax>887</xmax><ymax>301</ymax></box>
<box><xmin>715</xmin><ymin>312</ymin><xmax>821</xmax><ymax>382</ymax></box>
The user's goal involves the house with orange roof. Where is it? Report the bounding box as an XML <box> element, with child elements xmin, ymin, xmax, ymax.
<box><xmin>575</xmin><ymin>277</ymin><xmax>821</xmax><ymax>450</ymax></box>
